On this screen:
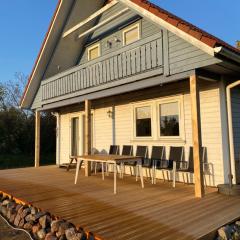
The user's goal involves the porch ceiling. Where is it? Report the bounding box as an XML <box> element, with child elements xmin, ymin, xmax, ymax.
<box><xmin>1</xmin><ymin>166</ymin><xmax>240</xmax><ymax>240</ymax></box>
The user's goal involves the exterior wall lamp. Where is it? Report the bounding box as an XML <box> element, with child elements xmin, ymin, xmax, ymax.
<box><xmin>107</xmin><ymin>109</ymin><xmax>113</xmax><ymax>118</ymax></box>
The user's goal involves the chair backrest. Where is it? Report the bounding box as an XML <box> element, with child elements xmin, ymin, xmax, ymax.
<box><xmin>121</xmin><ymin>145</ymin><xmax>133</xmax><ymax>156</ymax></box>
<box><xmin>109</xmin><ymin>145</ymin><xmax>119</xmax><ymax>155</ymax></box>
<box><xmin>188</xmin><ymin>146</ymin><xmax>206</xmax><ymax>172</ymax></box>
<box><xmin>151</xmin><ymin>146</ymin><xmax>165</xmax><ymax>160</ymax></box>
<box><xmin>135</xmin><ymin>146</ymin><xmax>148</xmax><ymax>159</ymax></box>
<box><xmin>169</xmin><ymin>147</ymin><xmax>184</xmax><ymax>162</ymax></box>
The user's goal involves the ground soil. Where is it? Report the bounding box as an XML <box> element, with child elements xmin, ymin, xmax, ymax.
<box><xmin>0</xmin><ymin>217</ymin><xmax>30</xmax><ymax>240</ymax></box>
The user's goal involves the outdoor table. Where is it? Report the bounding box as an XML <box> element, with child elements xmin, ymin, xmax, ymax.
<box><xmin>74</xmin><ymin>154</ymin><xmax>144</xmax><ymax>194</ymax></box>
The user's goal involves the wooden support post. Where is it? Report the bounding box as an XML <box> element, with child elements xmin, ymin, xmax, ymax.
<box><xmin>35</xmin><ymin>111</ymin><xmax>40</xmax><ymax>168</ymax></box>
<box><xmin>190</xmin><ymin>74</ymin><xmax>205</xmax><ymax>198</ymax></box>
<box><xmin>85</xmin><ymin>100</ymin><xmax>92</xmax><ymax>177</ymax></box>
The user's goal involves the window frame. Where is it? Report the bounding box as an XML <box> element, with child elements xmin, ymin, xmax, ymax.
<box><xmin>87</xmin><ymin>43</ymin><xmax>101</xmax><ymax>61</ymax></box>
<box><xmin>133</xmin><ymin>102</ymin><xmax>154</xmax><ymax>140</ymax></box>
<box><xmin>122</xmin><ymin>22</ymin><xmax>141</xmax><ymax>46</ymax></box>
<box><xmin>156</xmin><ymin>96</ymin><xmax>184</xmax><ymax>140</ymax></box>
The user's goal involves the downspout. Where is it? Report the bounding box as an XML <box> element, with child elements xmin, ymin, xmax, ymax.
<box><xmin>226</xmin><ymin>80</ymin><xmax>240</xmax><ymax>187</ymax></box>
<box><xmin>52</xmin><ymin>112</ymin><xmax>60</xmax><ymax>166</ymax></box>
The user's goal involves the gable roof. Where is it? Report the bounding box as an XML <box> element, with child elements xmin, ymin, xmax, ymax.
<box><xmin>20</xmin><ymin>0</ymin><xmax>62</xmax><ymax>110</ymax></box>
<box><xmin>20</xmin><ymin>0</ymin><xmax>240</xmax><ymax>109</ymax></box>
<box><xmin>130</xmin><ymin>0</ymin><xmax>240</xmax><ymax>54</ymax></box>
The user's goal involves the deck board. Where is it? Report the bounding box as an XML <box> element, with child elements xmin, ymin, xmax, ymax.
<box><xmin>0</xmin><ymin>166</ymin><xmax>240</xmax><ymax>240</ymax></box>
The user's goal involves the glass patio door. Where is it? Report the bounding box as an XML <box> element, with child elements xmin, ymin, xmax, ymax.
<box><xmin>71</xmin><ymin>117</ymin><xmax>79</xmax><ymax>156</ymax></box>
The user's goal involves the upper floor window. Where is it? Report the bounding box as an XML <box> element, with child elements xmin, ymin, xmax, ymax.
<box><xmin>87</xmin><ymin>43</ymin><xmax>100</xmax><ymax>61</ymax></box>
<box><xmin>123</xmin><ymin>23</ymin><xmax>140</xmax><ymax>46</ymax></box>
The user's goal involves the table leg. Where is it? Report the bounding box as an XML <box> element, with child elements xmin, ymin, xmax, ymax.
<box><xmin>138</xmin><ymin>161</ymin><xmax>144</xmax><ymax>189</ymax></box>
<box><xmin>114</xmin><ymin>162</ymin><xmax>117</xmax><ymax>194</ymax></box>
<box><xmin>74</xmin><ymin>160</ymin><xmax>81</xmax><ymax>184</ymax></box>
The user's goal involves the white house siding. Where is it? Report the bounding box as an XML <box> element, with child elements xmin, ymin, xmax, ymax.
<box><xmin>58</xmin><ymin>81</ymin><xmax>225</xmax><ymax>186</ymax></box>
<box><xmin>59</xmin><ymin>113</ymin><xmax>71</xmax><ymax>164</ymax></box>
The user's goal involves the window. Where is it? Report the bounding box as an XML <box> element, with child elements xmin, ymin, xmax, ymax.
<box><xmin>87</xmin><ymin>43</ymin><xmax>100</xmax><ymax>61</ymax></box>
<box><xmin>159</xmin><ymin>102</ymin><xmax>180</xmax><ymax>137</ymax></box>
<box><xmin>123</xmin><ymin>23</ymin><xmax>140</xmax><ymax>46</ymax></box>
<box><xmin>135</xmin><ymin>106</ymin><xmax>152</xmax><ymax>137</ymax></box>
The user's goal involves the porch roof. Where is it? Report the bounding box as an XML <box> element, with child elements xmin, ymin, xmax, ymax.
<box><xmin>1</xmin><ymin>166</ymin><xmax>240</xmax><ymax>240</ymax></box>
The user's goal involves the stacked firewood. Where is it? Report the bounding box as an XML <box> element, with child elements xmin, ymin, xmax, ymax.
<box><xmin>0</xmin><ymin>193</ymin><xmax>96</xmax><ymax>240</ymax></box>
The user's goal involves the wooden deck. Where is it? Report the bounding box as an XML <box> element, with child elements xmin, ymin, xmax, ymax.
<box><xmin>0</xmin><ymin>166</ymin><xmax>240</xmax><ymax>240</ymax></box>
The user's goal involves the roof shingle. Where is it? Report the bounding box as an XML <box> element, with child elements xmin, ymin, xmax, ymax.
<box><xmin>131</xmin><ymin>0</ymin><xmax>240</xmax><ymax>53</ymax></box>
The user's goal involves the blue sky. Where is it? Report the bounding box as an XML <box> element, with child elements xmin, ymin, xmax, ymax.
<box><xmin>0</xmin><ymin>0</ymin><xmax>239</xmax><ymax>82</ymax></box>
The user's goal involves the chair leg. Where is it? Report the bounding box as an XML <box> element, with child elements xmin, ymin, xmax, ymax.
<box><xmin>151</xmin><ymin>167</ymin><xmax>154</xmax><ymax>184</ymax></box>
<box><xmin>102</xmin><ymin>163</ymin><xmax>105</xmax><ymax>180</ymax></box>
<box><xmin>204</xmin><ymin>174</ymin><xmax>207</xmax><ymax>188</ymax></box>
<box><xmin>106</xmin><ymin>163</ymin><xmax>109</xmax><ymax>176</ymax></box>
<box><xmin>186</xmin><ymin>173</ymin><xmax>189</xmax><ymax>184</ymax></box>
<box><xmin>154</xmin><ymin>167</ymin><xmax>157</xmax><ymax>184</ymax></box>
<box><xmin>162</xmin><ymin>171</ymin><xmax>165</xmax><ymax>182</ymax></box>
<box><xmin>130</xmin><ymin>167</ymin><xmax>133</xmax><ymax>176</ymax></box>
<box><xmin>182</xmin><ymin>172</ymin><xmax>186</xmax><ymax>184</ymax></box>
<box><xmin>121</xmin><ymin>163</ymin><xmax>124</xmax><ymax>179</ymax></box>
<box><xmin>145</xmin><ymin>168</ymin><xmax>148</xmax><ymax>179</ymax></box>
<box><xmin>67</xmin><ymin>158</ymin><xmax>74</xmax><ymax>171</ymax></box>
<box><xmin>173</xmin><ymin>162</ymin><xmax>176</xmax><ymax>188</ymax></box>
<box><xmin>94</xmin><ymin>163</ymin><xmax>97</xmax><ymax>175</ymax></box>
<box><xmin>167</xmin><ymin>171</ymin><xmax>170</xmax><ymax>182</ymax></box>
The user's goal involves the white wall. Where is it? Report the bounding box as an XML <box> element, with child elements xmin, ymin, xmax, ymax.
<box><xmin>59</xmin><ymin>82</ymin><xmax>226</xmax><ymax>186</ymax></box>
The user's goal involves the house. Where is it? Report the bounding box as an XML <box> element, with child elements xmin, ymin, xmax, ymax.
<box><xmin>20</xmin><ymin>0</ymin><xmax>240</xmax><ymax>198</ymax></box>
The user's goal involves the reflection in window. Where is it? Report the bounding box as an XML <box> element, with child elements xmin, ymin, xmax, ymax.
<box><xmin>123</xmin><ymin>23</ymin><xmax>140</xmax><ymax>46</ymax></box>
<box><xmin>160</xmin><ymin>102</ymin><xmax>180</xmax><ymax>136</ymax></box>
<box><xmin>136</xmin><ymin>106</ymin><xmax>152</xmax><ymax>137</ymax></box>
<box><xmin>88</xmin><ymin>44</ymin><xmax>100</xmax><ymax>61</ymax></box>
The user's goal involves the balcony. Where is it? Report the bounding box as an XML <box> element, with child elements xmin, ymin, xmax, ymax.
<box><xmin>41</xmin><ymin>33</ymin><xmax>164</xmax><ymax>103</ymax></box>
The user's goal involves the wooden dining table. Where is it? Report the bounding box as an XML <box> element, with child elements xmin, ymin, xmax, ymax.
<box><xmin>74</xmin><ymin>154</ymin><xmax>144</xmax><ymax>194</ymax></box>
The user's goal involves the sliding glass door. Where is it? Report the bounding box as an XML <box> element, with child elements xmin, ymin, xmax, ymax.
<box><xmin>71</xmin><ymin>117</ymin><xmax>79</xmax><ymax>156</ymax></box>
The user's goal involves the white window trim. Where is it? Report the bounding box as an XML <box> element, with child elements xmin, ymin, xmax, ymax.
<box><xmin>132</xmin><ymin>102</ymin><xmax>155</xmax><ymax>140</ymax></box>
<box><xmin>87</xmin><ymin>43</ymin><xmax>101</xmax><ymax>61</ymax></box>
<box><xmin>122</xmin><ymin>22</ymin><xmax>141</xmax><ymax>46</ymax></box>
<box><xmin>131</xmin><ymin>95</ymin><xmax>185</xmax><ymax>142</ymax></box>
<box><xmin>156</xmin><ymin>95</ymin><xmax>185</xmax><ymax>141</ymax></box>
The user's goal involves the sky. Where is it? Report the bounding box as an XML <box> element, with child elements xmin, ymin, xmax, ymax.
<box><xmin>0</xmin><ymin>0</ymin><xmax>239</xmax><ymax>83</ymax></box>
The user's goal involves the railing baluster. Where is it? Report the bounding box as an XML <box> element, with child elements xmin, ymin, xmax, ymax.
<box><xmin>42</xmin><ymin>37</ymin><xmax>163</xmax><ymax>101</ymax></box>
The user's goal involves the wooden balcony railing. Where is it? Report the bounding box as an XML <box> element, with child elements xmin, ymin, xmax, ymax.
<box><xmin>41</xmin><ymin>33</ymin><xmax>163</xmax><ymax>101</ymax></box>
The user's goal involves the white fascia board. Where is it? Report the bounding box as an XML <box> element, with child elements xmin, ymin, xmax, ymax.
<box><xmin>78</xmin><ymin>8</ymin><xmax>129</xmax><ymax>39</ymax></box>
<box><xmin>21</xmin><ymin>0</ymin><xmax>63</xmax><ymax>108</ymax></box>
<box><xmin>63</xmin><ymin>0</ymin><xmax>118</xmax><ymax>38</ymax></box>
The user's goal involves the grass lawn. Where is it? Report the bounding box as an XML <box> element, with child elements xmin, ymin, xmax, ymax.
<box><xmin>0</xmin><ymin>153</ymin><xmax>55</xmax><ymax>170</ymax></box>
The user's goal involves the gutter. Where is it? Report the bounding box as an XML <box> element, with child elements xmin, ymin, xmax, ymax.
<box><xmin>226</xmin><ymin>80</ymin><xmax>240</xmax><ymax>187</ymax></box>
<box><xmin>214</xmin><ymin>46</ymin><xmax>240</xmax><ymax>64</ymax></box>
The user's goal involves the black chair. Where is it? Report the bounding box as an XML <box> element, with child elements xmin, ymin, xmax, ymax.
<box><xmin>118</xmin><ymin>145</ymin><xmax>133</xmax><ymax>178</ymax></box>
<box><xmin>105</xmin><ymin>145</ymin><xmax>120</xmax><ymax>176</ymax></box>
<box><xmin>109</xmin><ymin>145</ymin><xmax>119</xmax><ymax>155</ymax></box>
<box><xmin>125</xmin><ymin>146</ymin><xmax>148</xmax><ymax>179</ymax></box>
<box><xmin>151</xmin><ymin>146</ymin><xmax>172</xmax><ymax>184</ymax></box>
<box><xmin>121</xmin><ymin>145</ymin><xmax>133</xmax><ymax>156</ymax></box>
<box><xmin>170</xmin><ymin>146</ymin><xmax>184</xmax><ymax>187</ymax></box>
<box><xmin>176</xmin><ymin>146</ymin><xmax>211</xmax><ymax>186</ymax></box>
